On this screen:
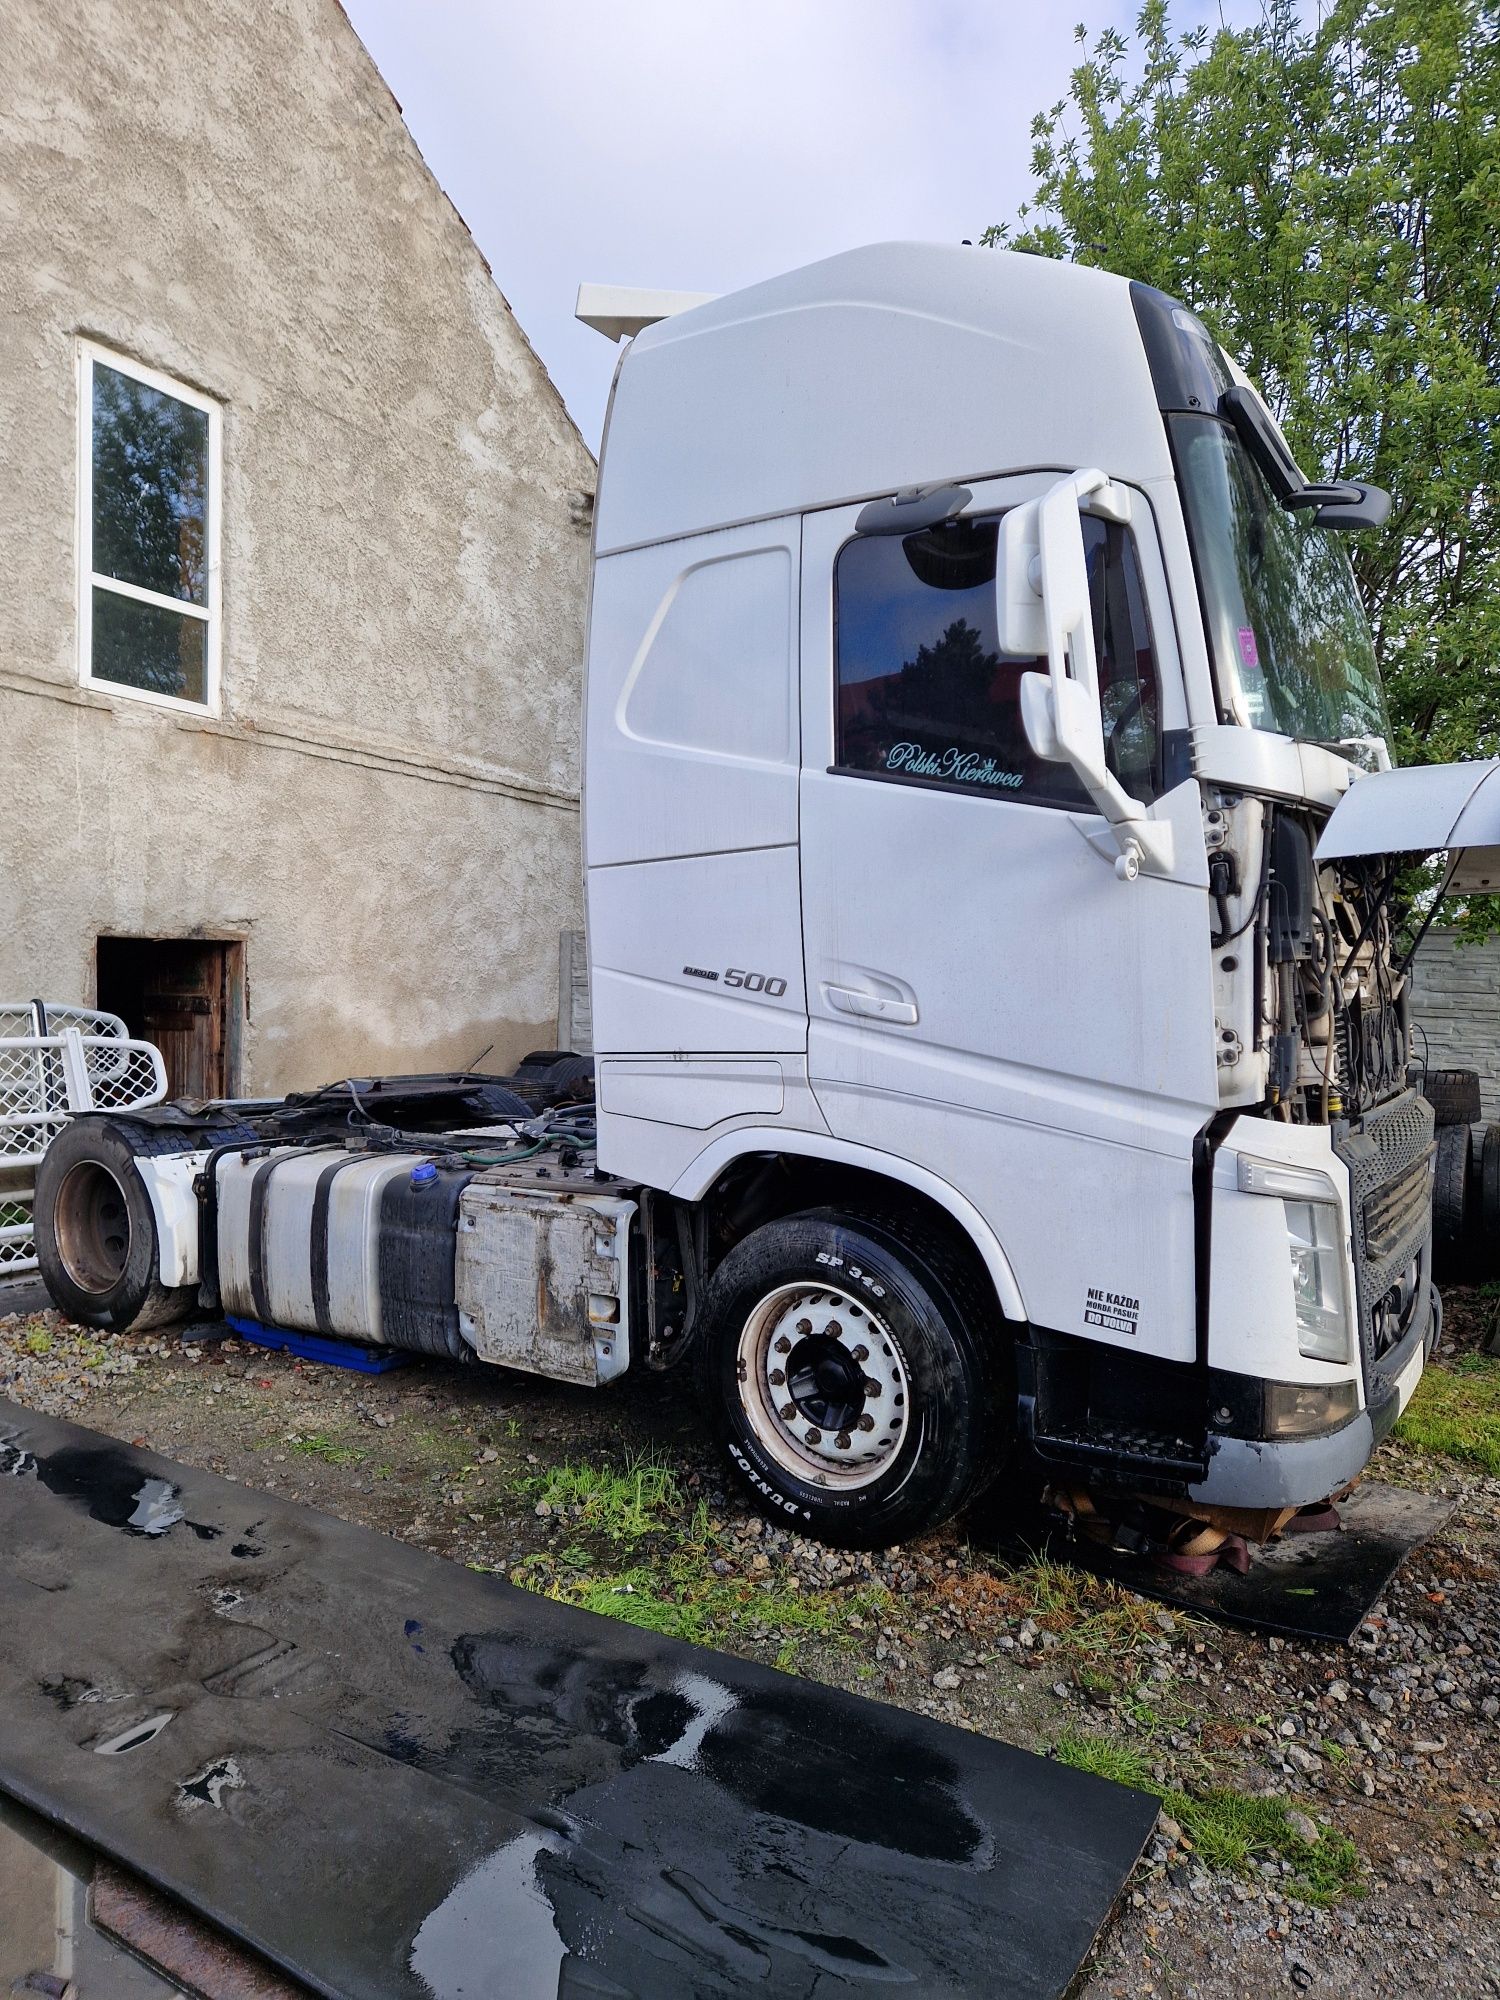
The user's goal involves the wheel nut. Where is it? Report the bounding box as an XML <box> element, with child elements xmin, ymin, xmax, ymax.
<box><xmin>856</xmin><ymin>1413</ymin><xmax>876</xmax><ymax>1432</ymax></box>
<box><xmin>795</xmin><ymin>1319</ymin><xmax>812</xmax><ymax>1336</ymax></box>
<box><xmin>779</xmin><ymin>1402</ymin><xmax>798</xmax><ymax>1421</ymax></box>
<box><xmin>774</xmin><ymin>1336</ymin><xmax>791</xmax><ymax>1354</ymax></box>
<box><xmin>835</xmin><ymin>1431</ymin><xmax>851</xmax><ymax>1450</ymax></box>
<box><xmin>863</xmin><ymin>1379</ymin><xmax>882</xmax><ymax>1397</ymax></box>
<box><xmin>805</xmin><ymin>1428</ymin><xmax>822</xmax><ymax>1446</ymax></box>
<box><xmin>769</xmin><ymin>1368</ymin><xmax>785</xmax><ymax>1386</ymax></box>
<box><xmin>851</xmin><ymin>1344</ymin><xmax>869</xmax><ymax>1362</ymax></box>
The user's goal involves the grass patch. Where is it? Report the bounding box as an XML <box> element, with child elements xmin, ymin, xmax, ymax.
<box><xmin>1394</xmin><ymin>1354</ymin><xmax>1500</xmax><ymax>1477</ymax></box>
<box><xmin>573</xmin><ymin>1570</ymin><xmax>710</xmax><ymax>1642</ymax></box>
<box><xmin>23</xmin><ymin>1329</ymin><xmax>53</xmax><ymax>1357</ymax></box>
<box><xmin>514</xmin><ymin>1509</ymin><xmax>890</xmax><ymax>1669</ymax></box>
<box><xmin>522</xmin><ymin>1451</ymin><xmax>683</xmax><ymax>1543</ymax></box>
<box><xmin>288</xmin><ymin>1432</ymin><xmax>366</xmax><ymax>1466</ymax></box>
<box><xmin>557</xmin><ymin>1562</ymin><xmax>890</xmax><ymax>1661</ymax></box>
<box><xmin>1054</xmin><ymin>1730</ymin><xmax>1362</xmax><ymax>1906</ymax></box>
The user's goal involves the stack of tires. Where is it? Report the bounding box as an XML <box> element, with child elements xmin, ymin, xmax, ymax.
<box><xmin>1422</xmin><ymin>1067</ymin><xmax>1500</xmax><ymax>1279</ymax></box>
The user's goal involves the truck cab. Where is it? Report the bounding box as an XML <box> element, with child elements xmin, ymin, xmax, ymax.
<box><xmin>582</xmin><ymin>242</ymin><xmax>1470</xmax><ymax>1542</ymax></box>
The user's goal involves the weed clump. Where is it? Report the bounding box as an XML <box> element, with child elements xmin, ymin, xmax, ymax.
<box><xmin>1053</xmin><ymin>1729</ymin><xmax>1362</xmax><ymax>1906</ymax></box>
<box><xmin>522</xmin><ymin>1450</ymin><xmax>683</xmax><ymax>1543</ymax></box>
<box><xmin>288</xmin><ymin>1432</ymin><xmax>365</xmax><ymax>1466</ymax></box>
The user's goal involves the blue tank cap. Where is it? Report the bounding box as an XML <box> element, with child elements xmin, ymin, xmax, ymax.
<box><xmin>410</xmin><ymin>1161</ymin><xmax>439</xmax><ymax>1186</ymax></box>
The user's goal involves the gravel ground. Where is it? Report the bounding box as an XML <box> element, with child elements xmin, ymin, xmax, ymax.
<box><xmin>1</xmin><ymin>1280</ymin><xmax>1496</xmax><ymax>1999</ymax></box>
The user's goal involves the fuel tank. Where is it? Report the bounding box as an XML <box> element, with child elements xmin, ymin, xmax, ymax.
<box><xmin>214</xmin><ymin>1147</ymin><xmax>474</xmax><ymax>1359</ymax></box>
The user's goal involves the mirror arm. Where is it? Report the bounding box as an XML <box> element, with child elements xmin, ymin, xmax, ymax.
<box><xmin>1032</xmin><ymin>471</ymin><xmax>1171</xmax><ymax>879</ymax></box>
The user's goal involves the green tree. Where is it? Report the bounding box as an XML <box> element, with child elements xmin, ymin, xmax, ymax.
<box><xmin>986</xmin><ymin>0</ymin><xmax>1500</xmax><ymax>796</ymax></box>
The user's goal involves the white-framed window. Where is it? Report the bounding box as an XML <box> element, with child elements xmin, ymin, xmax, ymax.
<box><xmin>77</xmin><ymin>341</ymin><xmax>222</xmax><ymax>714</ymax></box>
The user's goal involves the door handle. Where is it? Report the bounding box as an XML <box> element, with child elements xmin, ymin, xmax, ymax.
<box><xmin>823</xmin><ymin>984</ymin><xmax>919</xmax><ymax>1026</ymax></box>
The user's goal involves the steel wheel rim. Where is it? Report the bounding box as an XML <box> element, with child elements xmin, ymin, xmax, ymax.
<box><xmin>53</xmin><ymin>1160</ymin><xmax>132</xmax><ymax>1294</ymax></box>
<box><xmin>736</xmin><ymin>1282</ymin><xmax>910</xmax><ymax>1490</ymax></box>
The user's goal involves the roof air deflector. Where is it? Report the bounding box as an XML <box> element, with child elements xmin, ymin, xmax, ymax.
<box><xmin>575</xmin><ymin>283</ymin><xmax>719</xmax><ymax>343</ymax></box>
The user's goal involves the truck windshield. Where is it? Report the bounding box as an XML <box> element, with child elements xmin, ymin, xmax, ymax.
<box><xmin>1170</xmin><ymin>413</ymin><xmax>1390</xmax><ymax>752</ymax></box>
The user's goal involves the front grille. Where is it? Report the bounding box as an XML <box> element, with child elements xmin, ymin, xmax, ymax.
<box><xmin>1365</xmin><ymin>1156</ymin><xmax>1433</xmax><ymax>1265</ymax></box>
<box><xmin>1332</xmin><ymin>1089</ymin><xmax>1434</xmax><ymax>1378</ymax></box>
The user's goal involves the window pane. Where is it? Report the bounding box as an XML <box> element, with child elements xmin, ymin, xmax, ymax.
<box><xmin>834</xmin><ymin>515</ymin><xmax>1161</xmax><ymax>807</ymax></box>
<box><xmin>1170</xmin><ymin>414</ymin><xmax>1388</xmax><ymax>746</ymax></box>
<box><xmin>91</xmin><ymin>362</ymin><xmax>209</xmax><ymax>604</ymax></box>
<box><xmin>91</xmin><ymin>587</ymin><xmax>207</xmax><ymax>703</ymax></box>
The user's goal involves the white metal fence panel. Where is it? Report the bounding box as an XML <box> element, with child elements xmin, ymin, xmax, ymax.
<box><xmin>0</xmin><ymin>1002</ymin><xmax>129</xmax><ymax>1041</ymax></box>
<box><xmin>0</xmin><ymin>1011</ymin><xmax>168</xmax><ymax>1277</ymax></box>
<box><xmin>0</xmin><ymin>1187</ymin><xmax>35</xmax><ymax>1277</ymax></box>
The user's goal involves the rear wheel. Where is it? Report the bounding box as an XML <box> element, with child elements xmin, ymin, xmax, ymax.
<box><xmin>34</xmin><ymin>1120</ymin><xmax>194</xmax><ymax>1331</ymax></box>
<box><xmin>1431</xmin><ymin>1122</ymin><xmax>1472</xmax><ymax>1279</ymax></box>
<box><xmin>696</xmin><ymin>1208</ymin><xmax>1010</xmax><ymax>1548</ymax></box>
<box><xmin>1473</xmin><ymin>1123</ymin><xmax>1500</xmax><ymax>1278</ymax></box>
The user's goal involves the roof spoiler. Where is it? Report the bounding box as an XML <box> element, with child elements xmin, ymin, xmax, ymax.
<box><xmin>575</xmin><ymin>283</ymin><xmax>718</xmax><ymax>343</ymax></box>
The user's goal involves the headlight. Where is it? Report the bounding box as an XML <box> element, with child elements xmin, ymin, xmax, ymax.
<box><xmin>1236</xmin><ymin>1155</ymin><xmax>1353</xmax><ymax>1364</ymax></box>
<box><xmin>1282</xmin><ymin>1198</ymin><xmax>1351</xmax><ymax>1361</ymax></box>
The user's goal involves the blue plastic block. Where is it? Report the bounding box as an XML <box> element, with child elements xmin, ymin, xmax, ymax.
<box><xmin>225</xmin><ymin>1316</ymin><xmax>413</xmax><ymax>1374</ymax></box>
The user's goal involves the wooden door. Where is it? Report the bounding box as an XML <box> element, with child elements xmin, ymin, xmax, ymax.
<box><xmin>95</xmin><ymin>939</ymin><xmax>242</xmax><ymax>1100</ymax></box>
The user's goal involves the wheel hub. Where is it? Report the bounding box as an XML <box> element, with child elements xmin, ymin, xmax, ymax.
<box><xmin>785</xmin><ymin>1334</ymin><xmax>867</xmax><ymax>1432</ymax></box>
<box><xmin>53</xmin><ymin>1160</ymin><xmax>132</xmax><ymax>1295</ymax></box>
<box><xmin>736</xmin><ymin>1284</ymin><xmax>910</xmax><ymax>1490</ymax></box>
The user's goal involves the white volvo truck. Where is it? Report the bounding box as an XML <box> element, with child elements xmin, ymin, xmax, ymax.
<box><xmin>36</xmin><ymin>244</ymin><xmax>1500</xmax><ymax>1550</ymax></box>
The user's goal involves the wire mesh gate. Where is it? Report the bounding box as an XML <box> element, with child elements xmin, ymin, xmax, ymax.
<box><xmin>0</xmin><ymin>1001</ymin><xmax>168</xmax><ymax>1277</ymax></box>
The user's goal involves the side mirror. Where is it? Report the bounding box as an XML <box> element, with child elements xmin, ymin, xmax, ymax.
<box><xmin>995</xmin><ymin>470</ymin><xmax>1172</xmax><ymax>881</ymax></box>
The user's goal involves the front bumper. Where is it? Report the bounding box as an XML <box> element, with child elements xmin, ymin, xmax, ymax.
<box><xmin>1189</xmin><ymin>1278</ymin><xmax>1434</xmax><ymax>1509</ymax></box>
<box><xmin>1189</xmin><ymin>1411</ymin><xmax>1374</xmax><ymax>1509</ymax></box>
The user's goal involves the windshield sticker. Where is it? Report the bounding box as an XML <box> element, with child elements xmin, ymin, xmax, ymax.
<box><xmin>1236</xmin><ymin>625</ymin><xmax>1261</xmax><ymax>670</ymax></box>
<box><xmin>885</xmin><ymin>742</ymin><xmax>1024</xmax><ymax>789</ymax></box>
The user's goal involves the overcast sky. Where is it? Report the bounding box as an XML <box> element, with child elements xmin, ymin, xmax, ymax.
<box><xmin>343</xmin><ymin>2</ymin><xmax>1262</xmax><ymax>452</ymax></box>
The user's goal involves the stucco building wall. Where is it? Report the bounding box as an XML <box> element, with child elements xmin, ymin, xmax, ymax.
<box><xmin>0</xmin><ymin>0</ymin><xmax>594</xmax><ymax>1090</ymax></box>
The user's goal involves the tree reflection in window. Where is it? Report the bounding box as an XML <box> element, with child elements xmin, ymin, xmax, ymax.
<box><xmin>85</xmin><ymin>356</ymin><xmax>214</xmax><ymax>706</ymax></box>
<box><xmin>92</xmin><ymin>364</ymin><xmax>207</xmax><ymax>603</ymax></box>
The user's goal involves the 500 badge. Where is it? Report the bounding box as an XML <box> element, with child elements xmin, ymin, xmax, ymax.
<box><xmin>725</xmin><ymin>967</ymin><xmax>787</xmax><ymax>996</ymax></box>
<box><xmin>682</xmin><ymin>964</ymin><xmax>788</xmax><ymax>997</ymax></box>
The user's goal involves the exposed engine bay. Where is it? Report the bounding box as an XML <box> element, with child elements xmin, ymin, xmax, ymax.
<box><xmin>1208</xmin><ymin>794</ymin><xmax>1414</xmax><ymax>1121</ymax></box>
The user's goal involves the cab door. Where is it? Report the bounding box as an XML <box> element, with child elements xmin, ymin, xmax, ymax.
<box><xmin>797</xmin><ymin>474</ymin><xmax>1217</xmax><ymax>1362</ymax></box>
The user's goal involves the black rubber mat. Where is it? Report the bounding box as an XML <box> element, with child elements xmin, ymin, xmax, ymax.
<box><xmin>0</xmin><ymin>1402</ymin><xmax>1156</xmax><ymax>2000</ymax></box>
<box><xmin>979</xmin><ymin>1481</ymin><xmax>1453</xmax><ymax>1644</ymax></box>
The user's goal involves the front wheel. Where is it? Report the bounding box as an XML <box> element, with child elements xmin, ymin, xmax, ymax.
<box><xmin>695</xmin><ymin>1208</ymin><xmax>1010</xmax><ymax>1548</ymax></box>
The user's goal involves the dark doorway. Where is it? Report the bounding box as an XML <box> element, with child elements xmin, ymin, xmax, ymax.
<box><xmin>95</xmin><ymin>939</ymin><xmax>244</xmax><ymax>1100</ymax></box>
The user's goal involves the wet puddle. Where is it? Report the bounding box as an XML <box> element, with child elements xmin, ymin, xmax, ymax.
<box><xmin>3</xmin><ymin>1436</ymin><xmax>223</xmax><ymax>1542</ymax></box>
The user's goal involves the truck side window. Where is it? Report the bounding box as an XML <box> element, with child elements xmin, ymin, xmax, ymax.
<box><xmin>833</xmin><ymin>514</ymin><xmax>1163</xmax><ymax>806</ymax></box>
